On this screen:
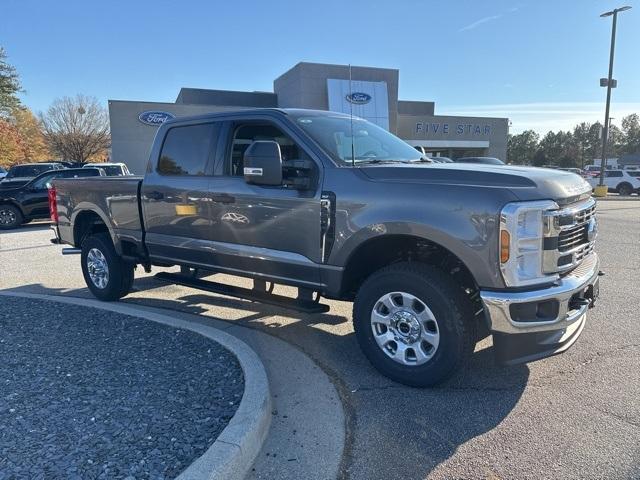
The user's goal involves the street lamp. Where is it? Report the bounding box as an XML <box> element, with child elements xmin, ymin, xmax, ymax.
<box><xmin>596</xmin><ymin>5</ymin><xmax>631</xmax><ymax>192</ymax></box>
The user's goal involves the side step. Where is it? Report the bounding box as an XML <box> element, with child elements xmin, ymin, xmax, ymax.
<box><xmin>154</xmin><ymin>272</ymin><xmax>330</xmax><ymax>314</ymax></box>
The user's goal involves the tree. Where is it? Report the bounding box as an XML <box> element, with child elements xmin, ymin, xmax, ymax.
<box><xmin>573</xmin><ymin>122</ymin><xmax>591</xmax><ymax>169</ymax></box>
<box><xmin>39</xmin><ymin>95</ymin><xmax>110</xmax><ymax>163</ymax></box>
<box><xmin>508</xmin><ymin>130</ymin><xmax>539</xmax><ymax>165</ymax></box>
<box><xmin>13</xmin><ymin>108</ymin><xmax>49</xmax><ymax>161</ymax></box>
<box><xmin>532</xmin><ymin>149</ymin><xmax>547</xmax><ymax>167</ymax></box>
<box><xmin>0</xmin><ymin>118</ymin><xmax>23</xmax><ymax>168</ymax></box>
<box><xmin>0</xmin><ymin>47</ymin><xmax>22</xmax><ymax>118</ymax></box>
<box><xmin>620</xmin><ymin>114</ymin><xmax>640</xmax><ymax>155</ymax></box>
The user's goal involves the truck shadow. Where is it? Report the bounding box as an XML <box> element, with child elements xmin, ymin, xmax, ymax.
<box><xmin>4</xmin><ymin>281</ymin><xmax>528</xmax><ymax>480</ymax></box>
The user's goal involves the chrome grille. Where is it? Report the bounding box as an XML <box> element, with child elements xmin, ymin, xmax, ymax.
<box><xmin>543</xmin><ymin>197</ymin><xmax>597</xmax><ymax>274</ymax></box>
<box><xmin>558</xmin><ymin>224</ymin><xmax>588</xmax><ymax>252</ymax></box>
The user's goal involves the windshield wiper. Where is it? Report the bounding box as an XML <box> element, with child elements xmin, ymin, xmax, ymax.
<box><xmin>354</xmin><ymin>159</ymin><xmax>409</xmax><ymax>165</ymax></box>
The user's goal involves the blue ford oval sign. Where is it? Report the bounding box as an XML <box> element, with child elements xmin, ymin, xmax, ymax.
<box><xmin>345</xmin><ymin>92</ymin><xmax>372</xmax><ymax>105</ymax></box>
<box><xmin>138</xmin><ymin>111</ymin><xmax>175</xmax><ymax>126</ymax></box>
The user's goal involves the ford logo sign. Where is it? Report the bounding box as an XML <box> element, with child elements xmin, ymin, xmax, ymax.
<box><xmin>138</xmin><ymin>111</ymin><xmax>176</xmax><ymax>126</ymax></box>
<box><xmin>345</xmin><ymin>92</ymin><xmax>372</xmax><ymax>105</ymax></box>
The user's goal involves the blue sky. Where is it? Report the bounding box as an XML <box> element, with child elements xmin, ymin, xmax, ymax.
<box><xmin>3</xmin><ymin>0</ymin><xmax>639</xmax><ymax>133</ymax></box>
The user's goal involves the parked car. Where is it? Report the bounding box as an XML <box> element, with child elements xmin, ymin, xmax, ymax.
<box><xmin>454</xmin><ymin>156</ymin><xmax>505</xmax><ymax>165</ymax></box>
<box><xmin>51</xmin><ymin>109</ymin><xmax>600</xmax><ymax>387</ymax></box>
<box><xmin>83</xmin><ymin>162</ymin><xmax>131</xmax><ymax>176</ymax></box>
<box><xmin>585</xmin><ymin>169</ymin><xmax>640</xmax><ymax>195</ymax></box>
<box><xmin>0</xmin><ymin>162</ymin><xmax>65</xmax><ymax>188</ymax></box>
<box><xmin>0</xmin><ymin>166</ymin><xmax>7</xmax><ymax>180</ymax></box>
<box><xmin>0</xmin><ymin>167</ymin><xmax>104</xmax><ymax>229</ymax></box>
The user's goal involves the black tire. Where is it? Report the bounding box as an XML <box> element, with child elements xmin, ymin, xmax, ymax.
<box><xmin>81</xmin><ymin>233</ymin><xmax>135</xmax><ymax>301</ymax></box>
<box><xmin>617</xmin><ymin>182</ymin><xmax>633</xmax><ymax>196</ymax></box>
<box><xmin>0</xmin><ymin>204</ymin><xmax>24</xmax><ymax>230</ymax></box>
<box><xmin>353</xmin><ymin>262</ymin><xmax>476</xmax><ymax>387</ymax></box>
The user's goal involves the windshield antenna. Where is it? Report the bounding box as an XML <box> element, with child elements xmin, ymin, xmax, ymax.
<box><xmin>349</xmin><ymin>64</ymin><xmax>355</xmax><ymax>167</ymax></box>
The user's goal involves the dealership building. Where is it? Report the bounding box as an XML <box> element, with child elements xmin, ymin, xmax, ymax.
<box><xmin>109</xmin><ymin>62</ymin><xmax>509</xmax><ymax>173</ymax></box>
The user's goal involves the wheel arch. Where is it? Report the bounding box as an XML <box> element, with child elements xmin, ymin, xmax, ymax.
<box><xmin>73</xmin><ymin>209</ymin><xmax>113</xmax><ymax>248</ymax></box>
<box><xmin>0</xmin><ymin>199</ymin><xmax>25</xmax><ymax>216</ymax></box>
<box><xmin>340</xmin><ymin>234</ymin><xmax>479</xmax><ymax>297</ymax></box>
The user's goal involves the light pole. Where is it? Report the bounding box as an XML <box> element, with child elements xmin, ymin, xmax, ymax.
<box><xmin>597</xmin><ymin>6</ymin><xmax>631</xmax><ymax>190</ymax></box>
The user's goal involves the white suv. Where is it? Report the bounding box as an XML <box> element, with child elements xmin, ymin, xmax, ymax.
<box><xmin>586</xmin><ymin>169</ymin><xmax>640</xmax><ymax>195</ymax></box>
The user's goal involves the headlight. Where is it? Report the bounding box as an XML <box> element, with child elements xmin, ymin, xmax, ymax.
<box><xmin>499</xmin><ymin>200</ymin><xmax>559</xmax><ymax>287</ymax></box>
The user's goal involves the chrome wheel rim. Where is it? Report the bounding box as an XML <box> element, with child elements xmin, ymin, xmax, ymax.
<box><xmin>87</xmin><ymin>248</ymin><xmax>109</xmax><ymax>289</ymax></box>
<box><xmin>0</xmin><ymin>208</ymin><xmax>17</xmax><ymax>226</ymax></box>
<box><xmin>370</xmin><ymin>291</ymin><xmax>440</xmax><ymax>366</ymax></box>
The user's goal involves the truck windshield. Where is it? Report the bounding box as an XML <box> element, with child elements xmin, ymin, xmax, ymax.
<box><xmin>294</xmin><ymin>114</ymin><xmax>423</xmax><ymax>165</ymax></box>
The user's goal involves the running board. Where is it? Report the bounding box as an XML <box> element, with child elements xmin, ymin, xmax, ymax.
<box><xmin>154</xmin><ymin>272</ymin><xmax>330</xmax><ymax>314</ymax></box>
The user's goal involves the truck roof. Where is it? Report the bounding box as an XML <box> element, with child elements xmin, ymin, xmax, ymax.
<box><xmin>161</xmin><ymin>108</ymin><xmax>350</xmax><ymax>126</ymax></box>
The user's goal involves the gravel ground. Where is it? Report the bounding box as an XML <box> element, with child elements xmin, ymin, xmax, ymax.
<box><xmin>0</xmin><ymin>297</ymin><xmax>244</xmax><ymax>480</ymax></box>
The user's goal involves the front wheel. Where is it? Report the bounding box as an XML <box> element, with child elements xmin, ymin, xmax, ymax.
<box><xmin>81</xmin><ymin>233</ymin><xmax>135</xmax><ymax>301</ymax></box>
<box><xmin>353</xmin><ymin>262</ymin><xmax>476</xmax><ymax>387</ymax></box>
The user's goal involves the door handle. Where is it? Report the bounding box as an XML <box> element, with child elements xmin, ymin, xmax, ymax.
<box><xmin>211</xmin><ymin>194</ymin><xmax>235</xmax><ymax>204</ymax></box>
<box><xmin>146</xmin><ymin>190</ymin><xmax>163</xmax><ymax>200</ymax></box>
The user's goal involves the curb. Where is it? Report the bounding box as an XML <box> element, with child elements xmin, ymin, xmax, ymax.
<box><xmin>594</xmin><ymin>196</ymin><xmax>640</xmax><ymax>201</ymax></box>
<box><xmin>0</xmin><ymin>291</ymin><xmax>272</xmax><ymax>480</ymax></box>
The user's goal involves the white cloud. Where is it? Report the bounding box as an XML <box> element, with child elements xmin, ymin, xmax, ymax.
<box><xmin>458</xmin><ymin>15</ymin><xmax>502</xmax><ymax>32</ymax></box>
<box><xmin>438</xmin><ymin>102</ymin><xmax>640</xmax><ymax>134</ymax></box>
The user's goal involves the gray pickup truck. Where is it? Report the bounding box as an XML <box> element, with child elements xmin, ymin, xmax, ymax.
<box><xmin>50</xmin><ymin>109</ymin><xmax>601</xmax><ymax>386</ymax></box>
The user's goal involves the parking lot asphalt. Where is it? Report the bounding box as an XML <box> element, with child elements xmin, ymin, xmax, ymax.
<box><xmin>1</xmin><ymin>199</ymin><xmax>639</xmax><ymax>480</ymax></box>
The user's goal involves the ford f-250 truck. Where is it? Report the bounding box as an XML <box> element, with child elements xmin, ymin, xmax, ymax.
<box><xmin>50</xmin><ymin>109</ymin><xmax>601</xmax><ymax>386</ymax></box>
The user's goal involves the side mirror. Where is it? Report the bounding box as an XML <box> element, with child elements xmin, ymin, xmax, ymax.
<box><xmin>243</xmin><ymin>140</ymin><xmax>282</xmax><ymax>186</ymax></box>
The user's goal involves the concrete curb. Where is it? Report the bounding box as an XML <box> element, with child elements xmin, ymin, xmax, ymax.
<box><xmin>0</xmin><ymin>291</ymin><xmax>272</xmax><ymax>480</ymax></box>
<box><xmin>594</xmin><ymin>196</ymin><xmax>640</xmax><ymax>201</ymax></box>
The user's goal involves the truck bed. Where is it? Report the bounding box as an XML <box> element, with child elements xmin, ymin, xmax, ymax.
<box><xmin>54</xmin><ymin>176</ymin><xmax>143</xmax><ymax>246</ymax></box>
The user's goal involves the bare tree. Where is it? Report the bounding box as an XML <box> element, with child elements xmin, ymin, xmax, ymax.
<box><xmin>40</xmin><ymin>95</ymin><xmax>110</xmax><ymax>163</ymax></box>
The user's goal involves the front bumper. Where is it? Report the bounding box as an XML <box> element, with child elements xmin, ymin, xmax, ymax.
<box><xmin>480</xmin><ymin>252</ymin><xmax>600</xmax><ymax>365</ymax></box>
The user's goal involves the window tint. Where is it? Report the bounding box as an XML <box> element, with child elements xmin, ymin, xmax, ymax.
<box><xmin>158</xmin><ymin>123</ymin><xmax>218</xmax><ymax>176</ymax></box>
<box><xmin>606</xmin><ymin>171</ymin><xmax>623</xmax><ymax>177</ymax></box>
<box><xmin>229</xmin><ymin>124</ymin><xmax>310</xmax><ymax>176</ymax></box>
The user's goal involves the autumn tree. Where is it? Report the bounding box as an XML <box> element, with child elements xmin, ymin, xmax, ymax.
<box><xmin>40</xmin><ymin>95</ymin><xmax>110</xmax><ymax>163</ymax></box>
<box><xmin>0</xmin><ymin>118</ymin><xmax>23</xmax><ymax>168</ymax></box>
<box><xmin>13</xmin><ymin>108</ymin><xmax>49</xmax><ymax>161</ymax></box>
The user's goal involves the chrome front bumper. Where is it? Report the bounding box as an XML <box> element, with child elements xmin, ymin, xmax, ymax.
<box><xmin>480</xmin><ymin>252</ymin><xmax>600</xmax><ymax>365</ymax></box>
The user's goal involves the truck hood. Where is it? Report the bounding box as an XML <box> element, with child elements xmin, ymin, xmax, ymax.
<box><xmin>359</xmin><ymin>163</ymin><xmax>592</xmax><ymax>206</ymax></box>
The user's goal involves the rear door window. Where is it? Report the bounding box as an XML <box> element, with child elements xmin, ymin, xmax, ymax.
<box><xmin>158</xmin><ymin>123</ymin><xmax>219</xmax><ymax>176</ymax></box>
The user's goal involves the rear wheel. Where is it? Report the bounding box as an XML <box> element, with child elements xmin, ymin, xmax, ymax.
<box><xmin>81</xmin><ymin>233</ymin><xmax>135</xmax><ymax>301</ymax></box>
<box><xmin>353</xmin><ymin>262</ymin><xmax>476</xmax><ymax>387</ymax></box>
<box><xmin>0</xmin><ymin>204</ymin><xmax>23</xmax><ymax>230</ymax></box>
<box><xmin>617</xmin><ymin>182</ymin><xmax>633</xmax><ymax>196</ymax></box>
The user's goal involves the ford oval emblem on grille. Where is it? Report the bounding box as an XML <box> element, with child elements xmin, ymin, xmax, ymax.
<box><xmin>138</xmin><ymin>111</ymin><xmax>176</xmax><ymax>126</ymax></box>
<box><xmin>345</xmin><ymin>92</ymin><xmax>372</xmax><ymax>104</ymax></box>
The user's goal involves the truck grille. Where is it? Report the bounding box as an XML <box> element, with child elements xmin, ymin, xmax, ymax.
<box><xmin>543</xmin><ymin>198</ymin><xmax>597</xmax><ymax>274</ymax></box>
<box><xmin>558</xmin><ymin>224</ymin><xmax>588</xmax><ymax>252</ymax></box>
